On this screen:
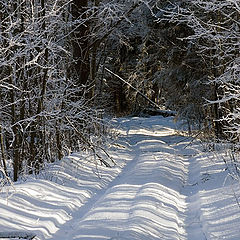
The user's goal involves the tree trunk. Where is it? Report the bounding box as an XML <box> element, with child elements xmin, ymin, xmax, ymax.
<box><xmin>72</xmin><ymin>0</ymin><xmax>90</xmax><ymax>87</ymax></box>
<box><xmin>212</xmin><ymin>83</ymin><xmax>223</xmax><ymax>139</ymax></box>
<box><xmin>0</xmin><ymin>124</ymin><xmax>8</xmax><ymax>177</ymax></box>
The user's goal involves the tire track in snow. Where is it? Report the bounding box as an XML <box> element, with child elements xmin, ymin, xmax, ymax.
<box><xmin>49</xmin><ymin>133</ymin><xmax>143</xmax><ymax>239</ymax></box>
<box><xmin>180</xmin><ymin>151</ymin><xmax>207</xmax><ymax>240</ymax></box>
<box><xmin>50</xmin><ymin>117</ymin><xmax>190</xmax><ymax>240</ymax></box>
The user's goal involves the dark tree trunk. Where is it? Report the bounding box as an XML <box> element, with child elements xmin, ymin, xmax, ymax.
<box><xmin>0</xmin><ymin>124</ymin><xmax>8</xmax><ymax>177</ymax></box>
<box><xmin>72</xmin><ymin>0</ymin><xmax>90</xmax><ymax>87</ymax></box>
<box><xmin>213</xmin><ymin>83</ymin><xmax>223</xmax><ymax>139</ymax></box>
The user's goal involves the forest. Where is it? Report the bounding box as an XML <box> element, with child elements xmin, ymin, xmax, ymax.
<box><xmin>0</xmin><ymin>0</ymin><xmax>239</xmax><ymax>182</ymax></box>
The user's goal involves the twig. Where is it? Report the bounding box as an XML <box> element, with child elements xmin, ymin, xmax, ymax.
<box><xmin>180</xmin><ymin>123</ymin><xmax>212</xmax><ymax>148</ymax></box>
<box><xmin>105</xmin><ymin>67</ymin><xmax>162</xmax><ymax>110</ymax></box>
<box><xmin>65</xmin><ymin>117</ymin><xmax>111</xmax><ymax>167</ymax></box>
<box><xmin>0</xmin><ymin>231</ymin><xmax>36</xmax><ymax>239</ymax></box>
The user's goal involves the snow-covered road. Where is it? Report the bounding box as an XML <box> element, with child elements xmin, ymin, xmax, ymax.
<box><xmin>51</xmin><ymin>117</ymin><xmax>188</xmax><ymax>240</ymax></box>
<box><xmin>1</xmin><ymin>116</ymin><xmax>240</xmax><ymax>240</ymax></box>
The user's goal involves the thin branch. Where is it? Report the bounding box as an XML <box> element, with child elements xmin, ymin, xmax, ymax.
<box><xmin>104</xmin><ymin>67</ymin><xmax>162</xmax><ymax>110</ymax></box>
<box><xmin>65</xmin><ymin>117</ymin><xmax>111</xmax><ymax>167</ymax></box>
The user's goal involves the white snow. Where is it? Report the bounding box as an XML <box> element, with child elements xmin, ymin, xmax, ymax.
<box><xmin>1</xmin><ymin>116</ymin><xmax>240</xmax><ymax>240</ymax></box>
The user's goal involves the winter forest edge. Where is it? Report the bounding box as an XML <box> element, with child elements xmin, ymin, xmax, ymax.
<box><xmin>0</xmin><ymin>0</ymin><xmax>239</xmax><ymax>187</ymax></box>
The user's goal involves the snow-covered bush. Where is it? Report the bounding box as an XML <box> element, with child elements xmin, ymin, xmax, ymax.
<box><xmin>155</xmin><ymin>0</ymin><xmax>240</xmax><ymax>139</ymax></box>
<box><xmin>0</xmin><ymin>0</ymin><xmax>116</xmax><ymax>181</ymax></box>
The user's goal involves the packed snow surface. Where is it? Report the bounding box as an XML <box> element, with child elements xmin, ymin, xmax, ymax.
<box><xmin>1</xmin><ymin>116</ymin><xmax>240</xmax><ymax>240</ymax></box>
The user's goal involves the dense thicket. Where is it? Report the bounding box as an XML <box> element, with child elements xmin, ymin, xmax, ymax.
<box><xmin>105</xmin><ymin>0</ymin><xmax>239</xmax><ymax>140</ymax></box>
<box><xmin>0</xmin><ymin>0</ymin><xmax>123</xmax><ymax>180</ymax></box>
<box><xmin>155</xmin><ymin>0</ymin><xmax>240</xmax><ymax>139</ymax></box>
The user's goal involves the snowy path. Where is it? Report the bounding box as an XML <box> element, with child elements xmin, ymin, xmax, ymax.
<box><xmin>49</xmin><ymin>117</ymin><xmax>202</xmax><ymax>240</ymax></box>
<box><xmin>51</xmin><ymin>121</ymin><xmax>187</xmax><ymax>240</ymax></box>
<box><xmin>1</xmin><ymin>116</ymin><xmax>240</xmax><ymax>240</ymax></box>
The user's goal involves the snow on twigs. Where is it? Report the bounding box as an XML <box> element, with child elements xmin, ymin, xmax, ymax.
<box><xmin>0</xmin><ymin>231</ymin><xmax>36</xmax><ymax>239</ymax></box>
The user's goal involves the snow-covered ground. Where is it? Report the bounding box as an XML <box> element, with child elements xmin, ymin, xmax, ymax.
<box><xmin>1</xmin><ymin>116</ymin><xmax>240</xmax><ymax>240</ymax></box>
